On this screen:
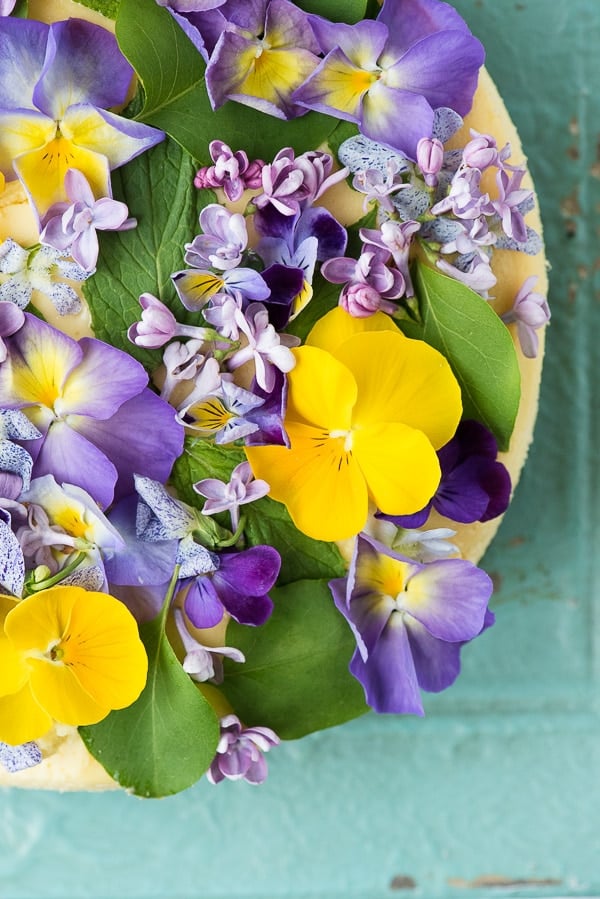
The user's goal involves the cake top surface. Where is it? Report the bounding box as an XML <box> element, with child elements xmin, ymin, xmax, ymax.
<box><xmin>0</xmin><ymin>0</ymin><xmax>548</xmax><ymax>796</ymax></box>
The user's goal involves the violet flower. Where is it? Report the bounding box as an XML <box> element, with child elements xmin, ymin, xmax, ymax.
<box><xmin>185</xmin><ymin>205</ymin><xmax>250</xmax><ymax>272</ymax></box>
<box><xmin>487</xmin><ymin>167</ymin><xmax>532</xmax><ymax>244</ymax></box>
<box><xmin>40</xmin><ymin>169</ymin><xmax>136</xmax><ymax>272</ymax></box>
<box><xmin>194</xmin><ymin>460</ymin><xmax>270</xmax><ymax>530</ymax></box>
<box><xmin>207</xmin><ymin>714</ymin><xmax>280</xmax><ymax>785</ymax></box>
<box><xmin>330</xmin><ymin>533</ymin><xmax>493</xmax><ymax>714</ymax></box>
<box><xmin>360</xmin><ymin>220</ymin><xmax>420</xmax><ymax>297</ymax></box>
<box><xmin>0</xmin><ymin>314</ymin><xmax>184</xmax><ymax>509</ymax></box>
<box><xmin>501</xmin><ymin>275</ymin><xmax>550</xmax><ymax>358</ymax></box>
<box><xmin>194</xmin><ymin>141</ymin><xmax>264</xmax><ymax>202</ymax></box>
<box><xmin>254</xmin><ymin>147</ymin><xmax>347</xmax><ymax>217</ymax></box>
<box><xmin>416</xmin><ymin>136</ymin><xmax>444</xmax><ymax>187</ymax></box>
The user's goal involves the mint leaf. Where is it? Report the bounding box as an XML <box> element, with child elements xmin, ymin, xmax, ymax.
<box><xmin>222</xmin><ymin>579</ymin><xmax>367</xmax><ymax>739</ymax></box>
<box><xmin>83</xmin><ymin>137</ymin><xmax>212</xmax><ymax>372</ymax></box>
<box><xmin>80</xmin><ymin>599</ymin><xmax>219</xmax><ymax>798</ymax></box>
<box><xmin>399</xmin><ymin>262</ymin><xmax>521</xmax><ymax>451</ymax></box>
<box><xmin>116</xmin><ymin>0</ymin><xmax>342</xmax><ymax>162</ymax></box>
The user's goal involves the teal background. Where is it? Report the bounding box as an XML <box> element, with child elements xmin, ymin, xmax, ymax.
<box><xmin>2</xmin><ymin>1</ymin><xmax>599</xmax><ymax>896</ymax></box>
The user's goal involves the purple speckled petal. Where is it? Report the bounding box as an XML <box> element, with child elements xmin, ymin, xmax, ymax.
<box><xmin>0</xmin><ymin>17</ymin><xmax>48</xmax><ymax>110</ymax></box>
<box><xmin>0</xmin><ymin>741</ymin><xmax>42</xmax><ymax>773</ymax></box>
<box><xmin>350</xmin><ymin>612</ymin><xmax>424</xmax><ymax>715</ymax></box>
<box><xmin>59</xmin><ymin>337</ymin><xmax>148</xmax><ymax>419</ymax></box>
<box><xmin>0</xmin><ymin>515</ymin><xmax>24</xmax><ymax>596</ymax></box>
<box><xmin>105</xmin><ymin>495</ymin><xmax>179</xmax><ymax>589</ymax></box>
<box><xmin>33</xmin><ymin>19</ymin><xmax>133</xmax><ymax>119</ymax></box>
<box><xmin>184</xmin><ymin>576</ymin><xmax>225</xmax><ymax>629</ymax></box>
<box><xmin>400</xmin><ymin>558</ymin><xmax>492</xmax><ymax>642</ymax></box>
<box><xmin>405</xmin><ymin>616</ymin><xmax>462</xmax><ymax>692</ymax></box>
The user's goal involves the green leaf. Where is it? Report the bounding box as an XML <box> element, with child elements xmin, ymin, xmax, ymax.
<box><xmin>12</xmin><ymin>0</ymin><xmax>28</xmax><ymax>16</ymax></box>
<box><xmin>399</xmin><ymin>262</ymin><xmax>521</xmax><ymax>451</ymax></box>
<box><xmin>294</xmin><ymin>0</ymin><xmax>368</xmax><ymax>23</ymax></box>
<box><xmin>116</xmin><ymin>0</ymin><xmax>342</xmax><ymax>162</ymax></box>
<box><xmin>221</xmin><ymin>579</ymin><xmax>367</xmax><ymax>739</ymax></box>
<box><xmin>171</xmin><ymin>439</ymin><xmax>346</xmax><ymax>584</ymax></box>
<box><xmin>80</xmin><ymin>593</ymin><xmax>219</xmax><ymax>798</ymax></box>
<box><xmin>83</xmin><ymin>137</ymin><xmax>213</xmax><ymax>372</ymax></box>
<box><xmin>73</xmin><ymin>0</ymin><xmax>120</xmax><ymax>18</ymax></box>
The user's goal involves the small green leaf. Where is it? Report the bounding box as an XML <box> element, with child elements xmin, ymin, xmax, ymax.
<box><xmin>80</xmin><ymin>596</ymin><xmax>219</xmax><ymax>798</ymax></box>
<box><xmin>221</xmin><ymin>579</ymin><xmax>367</xmax><ymax>739</ymax></box>
<box><xmin>171</xmin><ymin>439</ymin><xmax>346</xmax><ymax>584</ymax></box>
<box><xmin>73</xmin><ymin>0</ymin><xmax>120</xmax><ymax>18</ymax></box>
<box><xmin>399</xmin><ymin>262</ymin><xmax>521</xmax><ymax>451</ymax></box>
<box><xmin>83</xmin><ymin>137</ymin><xmax>213</xmax><ymax>372</ymax></box>
<box><xmin>295</xmin><ymin>0</ymin><xmax>368</xmax><ymax>23</ymax></box>
<box><xmin>116</xmin><ymin>0</ymin><xmax>341</xmax><ymax>162</ymax></box>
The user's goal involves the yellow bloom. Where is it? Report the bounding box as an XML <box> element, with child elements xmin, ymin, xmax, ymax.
<box><xmin>245</xmin><ymin>308</ymin><xmax>462</xmax><ymax>541</ymax></box>
<box><xmin>0</xmin><ymin>586</ymin><xmax>148</xmax><ymax>745</ymax></box>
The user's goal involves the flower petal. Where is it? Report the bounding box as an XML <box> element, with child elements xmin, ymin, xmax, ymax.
<box><xmin>286</xmin><ymin>344</ymin><xmax>356</xmax><ymax>430</ymax></box>
<box><xmin>62</xmin><ymin>104</ymin><xmax>164</xmax><ymax>171</ymax></box>
<box><xmin>0</xmin><ymin>109</ymin><xmax>55</xmax><ymax>181</ymax></box>
<box><xmin>0</xmin><ymin>683</ymin><xmax>52</xmax><ymax>744</ymax></box>
<box><xmin>306</xmin><ymin>306</ymin><xmax>397</xmax><ymax>354</ymax></box>
<box><xmin>405</xmin><ymin>616</ymin><xmax>462</xmax><ymax>692</ymax></box>
<box><xmin>360</xmin><ymin>80</ymin><xmax>433</xmax><ymax>158</ymax></box>
<box><xmin>58</xmin><ymin>337</ymin><xmax>148</xmax><ymax>419</ymax></box>
<box><xmin>0</xmin><ymin>17</ymin><xmax>48</xmax><ymax>111</ymax></box>
<box><xmin>293</xmin><ymin>47</ymin><xmax>372</xmax><ymax>121</ymax></box>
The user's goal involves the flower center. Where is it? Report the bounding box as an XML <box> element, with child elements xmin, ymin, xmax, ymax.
<box><xmin>329</xmin><ymin>428</ymin><xmax>354</xmax><ymax>453</ymax></box>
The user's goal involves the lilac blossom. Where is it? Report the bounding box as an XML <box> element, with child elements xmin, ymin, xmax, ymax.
<box><xmin>194</xmin><ymin>141</ymin><xmax>264</xmax><ymax>202</ymax></box>
<box><xmin>416</xmin><ymin>136</ymin><xmax>444</xmax><ymax>186</ymax></box>
<box><xmin>185</xmin><ymin>205</ymin><xmax>250</xmax><ymax>272</ymax></box>
<box><xmin>128</xmin><ymin>293</ymin><xmax>216</xmax><ymax>350</ymax></box>
<box><xmin>184</xmin><ymin>544</ymin><xmax>280</xmax><ymax>629</ymax></box>
<box><xmin>294</xmin><ymin>0</ymin><xmax>484</xmax><ymax>159</ymax></box>
<box><xmin>160</xmin><ymin>340</ymin><xmax>220</xmax><ymax>402</ymax></box>
<box><xmin>207</xmin><ymin>714</ymin><xmax>280</xmax><ymax>785</ymax></box>
<box><xmin>392</xmin><ymin>527</ymin><xmax>459</xmax><ymax>564</ymax></box>
<box><xmin>194</xmin><ymin>460</ymin><xmax>270</xmax><ymax>530</ymax></box>
<box><xmin>0</xmin><ymin>239</ymin><xmax>87</xmax><ymax>316</ymax></box>
<box><xmin>431</xmin><ymin>167</ymin><xmax>489</xmax><ymax>221</ymax></box>
<box><xmin>463</xmin><ymin>130</ymin><xmax>509</xmax><ymax>171</ymax></box>
<box><xmin>0</xmin><ymin>314</ymin><xmax>184</xmax><ymax>509</ymax></box>
<box><xmin>254</xmin><ymin>147</ymin><xmax>347</xmax><ymax>217</ymax></box>
<box><xmin>487</xmin><ymin>167</ymin><xmax>532</xmax><ymax>244</ymax></box>
<box><xmin>40</xmin><ymin>169</ymin><xmax>136</xmax><ymax>272</ymax></box>
<box><xmin>321</xmin><ymin>246</ymin><xmax>405</xmax><ymax>317</ymax></box>
<box><xmin>227</xmin><ymin>302</ymin><xmax>298</xmax><ymax>392</ymax></box>
<box><xmin>329</xmin><ymin>533</ymin><xmax>493</xmax><ymax>714</ymax></box>
<box><xmin>360</xmin><ymin>220</ymin><xmax>420</xmax><ymax>297</ymax></box>
<box><xmin>173</xmin><ymin>608</ymin><xmax>245</xmax><ymax>684</ymax></box>
<box><xmin>352</xmin><ymin>159</ymin><xmax>408</xmax><ymax>213</ymax></box>
<box><xmin>501</xmin><ymin>276</ymin><xmax>550</xmax><ymax>358</ymax></box>
<box><xmin>436</xmin><ymin>256</ymin><xmax>497</xmax><ymax>297</ymax></box>
<box><xmin>203</xmin><ymin>291</ymin><xmax>244</xmax><ymax>340</ymax></box>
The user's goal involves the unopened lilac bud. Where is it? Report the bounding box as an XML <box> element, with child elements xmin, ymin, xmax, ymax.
<box><xmin>463</xmin><ymin>132</ymin><xmax>498</xmax><ymax>170</ymax></box>
<box><xmin>243</xmin><ymin>158</ymin><xmax>265</xmax><ymax>190</ymax></box>
<box><xmin>128</xmin><ymin>293</ymin><xmax>177</xmax><ymax>349</ymax></box>
<box><xmin>194</xmin><ymin>166</ymin><xmax>217</xmax><ymax>190</ymax></box>
<box><xmin>417</xmin><ymin>137</ymin><xmax>444</xmax><ymax>186</ymax></box>
<box><xmin>340</xmin><ymin>283</ymin><xmax>389</xmax><ymax>318</ymax></box>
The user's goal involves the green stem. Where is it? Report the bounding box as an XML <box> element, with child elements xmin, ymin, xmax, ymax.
<box><xmin>158</xmin><ymin>563</ymin><xmax>181</xmax><ymax>630</ymax></box>
<box><xmin>25</xmin><ymin>551</ymin><xmax>88</xmax><ymax>595</ymax></box>
<box><xmin>216</xmin><ymin>515</ymin><xmax>246</xmax><ymax>548</ymax></box>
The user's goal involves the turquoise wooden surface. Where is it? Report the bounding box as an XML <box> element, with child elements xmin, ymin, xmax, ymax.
<box><xmin>1</xmin><ymin>1</ymin><xmax>599</xmax><ymax>897</ymax></box>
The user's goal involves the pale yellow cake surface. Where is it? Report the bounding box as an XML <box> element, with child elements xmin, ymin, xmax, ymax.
<box><xmin>0</xmin><ymin>1</ymin><xmax>547</xmax><ymax>791</ymax></box>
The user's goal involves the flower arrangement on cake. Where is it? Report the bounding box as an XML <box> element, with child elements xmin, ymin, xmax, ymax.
<box><xmin>0</xmin><ymin>0</ymin><xmax>548</xmax><ymax>796</ymax></box>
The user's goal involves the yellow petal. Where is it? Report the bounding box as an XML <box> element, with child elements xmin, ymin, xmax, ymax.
<box><xmin>0</xmin><ymin>111</ymin><xmax>56</xmax><ymax>179</ymax></box>
<box><xmin>174</xmin><ymin>271</ymin><xmax>224</xmax><ymax>309</ymax></box>
<box><xmin>335</xmin><ymin>330</ymin><xmax>462</xmax><ymax>449</ymax></box>
<box><xmin>61</xmin><ymin>106</ymin><xmax>148</xmax><ymax>171</ymax></box>
<box><xmin>286</xmin><ymin>345</ymin><xmax>356</xmax><ymax>431</ymax></box>
<box><xmin>307</xmin><ymin>306</ymin><xmax>398</xmax><ymax>354</ymax></box>
<box><xmin>0</xmin><ymin>632</ymin><xmax>28</xmax><ymax>697</ymax></box>
<box><xmin>14</xmin><ymin>138</ymin><xmax>110</xmax><ymax>217</ymax></box>
<box><xmin>5</xmin><ymin>585</ymin><xmax>74</xmax><ymax>654</ymax></box>
<box><xmin>240</xmin><ymin>47</ymin><xmax>315</xmax><ymax>108</ymax></box>
<box><xmin>0</xmin><ymin>683</ymin><xmax>53</xmax><ymax>745</ymax></box>
<box><xmin>245</xmin><ymin>420</ymin><xmax>369</xmax><ymax>541</ymax></box>
<box><xmin>28</xmin><ymin>658</ymin><xmax>109</xmax><ymax>727</ymax></box>
<box><xmin>352</xmin><ymin>421</ymin><xmax>441</xmax><ymax>515</ymax></box>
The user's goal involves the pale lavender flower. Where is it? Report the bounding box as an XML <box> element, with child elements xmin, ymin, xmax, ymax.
<box><xmin>160</xmin><ymin>339</ymin><xmax>216</xmax><ymax>401</ymax></box>
<box><xmin>194</xmin><ymin>140</ymin><xmax>264</xmax><ymax>202</ymax></box>
<box><xmin>185</xmin><ymin>205</ymin><xmax>249</xmax><ymax>272</ymax></box>
<box><xmin>436</xmin><ymin>256</ymin><xmax>497</xmax><ymax>297</ymax></box>
<box><xmin>487</xmin><ymin>167</ymin><xmax>532</xmax><ymax>243</ymax></box>
<box><xmin>392</xmin><ymin>527</ymin><xmax>459</xmax><ymax>563</ymax></box>
<box><xmin>352</xmin><ymin>159</ymin><xmax>408</xmax><ymax>213</ymax></box>
<box><xmin>40</xmin><ymin>169</ymin><xmax>136</xmax><ymax>272</ymax></box>
<box><xmin>128</xmin><ymin>293</ymin><xmax>215</xmax><ymax>349</ymax></box>
<box><xmin>173</xmin><ymin>609</ymin><xmax>245</xmax><ymax>684</ymax></box>
<box><xmin>416</xmin><ymin>136</ymin><xmax>444</xmax><ymax>187</ymax></box>
<box><xmin>0</xmin><ymin>301</ymin><xmax>24</xmax><ymax>362</ymax></box>
<box><xmin>254</xmin><ymin>147</ymin><xmax>347</xmax><ymax>217</ymax></box>
<box><xmin>228</xmin><ymin>303</ymin><xmax>297</xmax><ymax>393</ymax></box>
<box><xmin>194</xmin><ymin>460</ymin><xmax>270</xmax><ymax>530</ymax></box>
<box><xmin>207</xmin><ymin>714</ymin><xmax>280</xmax><ymax>785</ymax></box>
<box><xmin>203</xmin><ymin>290</ymin><xmax>244</xmax><ymax>340</ymax></box>
<box><xmin>322</xmin><ymin>246</ymin><xmax>405</xmax><ymax>317</ymax></box>
<box><xmin>462</xmin><ymin>130</ymin><xmax>508</xmax><ymax>171</ymax></box>
<box><xmin>501</xmin><ymin>275</ymin><xmax>550</xmax><ymax>358</ymax></box>
<box><xmin>440</xmin><ymin>217</ymin><xmax>496</xmax><ymax>261</ymax></box>
<box><xmin>431</xmin><ymin>167</ymin><xmax>489</xmax><ymax>221</ymax></box>
<box><xmin>360</xmin><ymin>220</ymin><xmax>420</xmax><ymax>297</ymax></box>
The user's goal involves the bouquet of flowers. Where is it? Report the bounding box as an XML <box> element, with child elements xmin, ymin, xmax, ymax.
<box><xmin>0</xmin><ymin>0</ymin><xmax>548</xmax><ymax>796</ymax></box>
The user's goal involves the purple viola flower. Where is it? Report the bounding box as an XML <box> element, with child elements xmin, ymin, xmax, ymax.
<box><xmin>207</xmin><ymin>714</ymin><xmax>280</xmax><ymax>786</ymax></box>
<box><xmin>381</xmin><ymin>420</ymin><xmax>512</xmax><ymax>529</ymax></box>
<box><xmin>321</xmin><ymin>246</ymin><xmax>405</xmax><ymax>317</ymax></box>
<box><xmin>330</xmin><ymin>533</ymin><xmax>493</xmax><ymax>715</ymax></box>
<box><xmin>205</xmin><ymin>0</ymin><xmax>321</xmax><ymax>120</ymax></box>
<box><xmin>194</xmin><ymin>140</ymin><xmax>264</xmax><ymax>202</ymax></box>
<box><xmin>0</xmin><ymin>18</ymin><xmax>163</xmax><ymax>218</ymax></box>
<box><xmin>184</xmin><ymin>544</ymin><xmax>281</xmax><ymax>629</ymax></box>
<box><xmin>194</xmin><ymin>460</ymin><xmax>270</xmax><ymax>530</ymax></box>
<box><xmin>501</xmin><ymin>275</ymin><xmax>550</xmax><ymax>359</ymax></box>
<box><xmin>293</xmin><ymin>0</ymin><xmax>484</xmax><ymax>159</ymax></box>
<box><xmin>0</xmin><ymin>314</ymin><xmax>184</xmax><ymax>509</ymax></box>
<box><xmin>39</xmin><ymin>169</ymin><xmax>136</xmax><ymax>272</ymax></box>
<box><xmin>173</xmin><ymin>262</ymin><xmax>270</xmax><ymax>312</ymax></box>
<box><xmin>178</xmin><ymin>378</ymin><xmax>268</xmax><ymax>445</ymax></box>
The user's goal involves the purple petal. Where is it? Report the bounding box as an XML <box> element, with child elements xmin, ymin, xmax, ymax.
<box><xmin>0</xmin><ymin>301</ymin><xmax>25</xmax><ymax>337</ymax></box>
<box><xmin>400</xmin><ymin>559</ymin><xmax>492</xmax><ymax>642</ymax></box>
<box><xmin>350</xmin><ymin>612</ymin><xmax>424</xmax><ymax>715</ymax></box>
<box><xmin>212</xmin><ymin>546</ymin><xmax>280</xmax><ymax>625</ymax></box>
<box><xmin>33</xmin><ymin>19</ymin><xmax>133</xmax><ymax>119</ymax></box>
<box><xmin>361</xmin><ymin>81</ymin><xmax>434</xmax><ymax>159</ymax></box>
<box><xmin>59</xmin><ymin>337</ymin><xmax>148</xmax><ymax>419</ymax></box>
<box><xmin>308</xmin><ymin>16</ymin><xmax>388</xmax><ymax>65</ymax></box>
<box><xmin>0</xmin><ymin>17</ymin><xmax>48</xmax><ymax>110</ymax></box>
<box><xmin>0</xmin><ymin>515</ymin><xmax>24</xmax><ymax>596</ymax></box>
<box><xmin>320</xmin><ymin>256</ymin><xmax>357</xmax><ymax>283</ymax></box>
<box><xmin>405</xmin><ymin>616</ymin><xmax>462</xmax><ymax>692</ymax></box>
<box><xmin>105</xmin><ymin>495</ymin><xmax>179</xmax><ymax>589</ymax></box>
<box><xmin>184</xmin><ymin>576</ymin><xmax>225</xmax><ymax>629</ymax></box>
<box><xmin>295</xmin><ymin>207</ymin><xmax>348</xmax><ymax>261</ymax></box>
<box><xmin>377</xmin><ymin>0</ymin><xmax>472</xmax><ymax>58</ymax></box>
<box><xmin>223</xmin><ymin>268</ymin><xmax>270</xmax><ymax>301</ymax></box>
<box><xmin>261</xmin><ymin>264</ymin><xmax>304</xmax><ymax>329</ymax></box>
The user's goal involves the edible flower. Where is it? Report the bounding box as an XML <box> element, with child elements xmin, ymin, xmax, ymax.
<box><xmin>0</xmin><ymin>586</ymin><xmax>148</xmax><ymax>745</ymax></box>
<box><xmin>207</xmin><ymin>714</ymin><xmax>280</xmax><ymax>785</ymax></box>
<box><xmin>245</xmin><ymin>308</ymin><xmax>462</xmax><ymax>541</ymax></box>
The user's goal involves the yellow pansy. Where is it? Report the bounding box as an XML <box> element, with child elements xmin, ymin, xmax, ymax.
<box><xmin>245</xmin><ymin>308</ymin><xmax>462</xmax><ymax>542</ymax></box>
<box><xmin>0</xmin><ymin>586</ymin><xmax>148</xmax><ymax>746</ymax></box>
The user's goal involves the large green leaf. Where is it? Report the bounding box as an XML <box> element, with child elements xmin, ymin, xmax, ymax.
<box><xmin>80</xmin><ymin>595</ymin><xmax>219</xmax><ymax>798</ymax></box>
<box><xmin>73</xmin><ymin>0</ymin><xmax>120</xmax><ymax>18</ymax></box>
<box><xmin>399</xmin><ymin>262</ymin><xmax>521</xmax><ymax>451</ymax></box>
<box><xmin>295</xmin><ymin>0</ymin><xmax>368</xmax><ymax>22</ymax></box>
<box><xmin>171</xmin><ymin>438</ymin><xmax>346</xmax><ymax>584</ymax></box>
<box><xmin>221</xmin><ymin>579</ymin><xmax>367</xmax><ymax>739</ymax></box>
<box><xmin>82</xmin><ymin>137</ymin><xmax>212</xmax><ymax>372</ymax></box>
<box><xmin>116</xmin><ymin>0</ymin><xmax>342</xmax><ymax>162</ymax></box>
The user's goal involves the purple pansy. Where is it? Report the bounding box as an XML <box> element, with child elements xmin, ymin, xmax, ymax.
<box><xmin>381</xmin><ymin>420</ymin><xmax>511</xmax><ymax>528</ymax></box>
<box><xmin>293</xmin><ymin>0</ymin><xmax>484</xmax><ymax>158</ymax></box>
<box><xmin>0</xmin><ymin>314</ymin><xmax>184</xmax><ymax>509</ymax></box>
<box><xmin>330</xmin><ymin>533</ymin><xmax>493</xmax><ymax>714</ymax></box>
<box><xmin>207</xmin><ymin>714</ymin><xmax>280</xmax><ymax>785</ymax></box>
